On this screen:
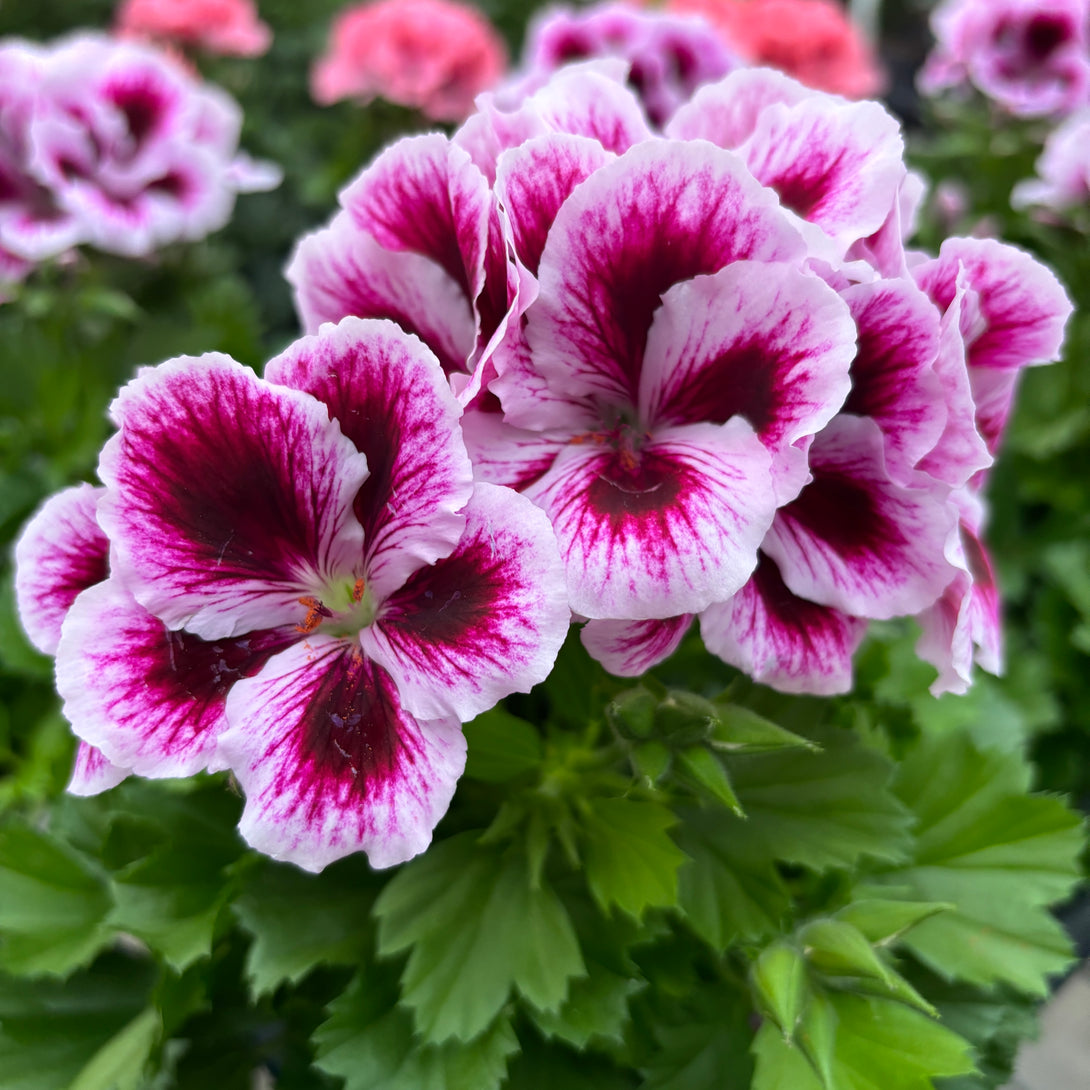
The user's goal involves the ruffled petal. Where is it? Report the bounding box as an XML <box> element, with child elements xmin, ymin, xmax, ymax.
<box><xmin>363</xmin><ymin>482</ymin><xmax>570</xmax><ymax>721</ymax></box>
<box><xmin>266</xmin><ymin>317</ymin><xmax>473</xmax><ymax>600</ymax></box>
<box><xmin>14</xmin><ymin>483</ymin><xmax>108</xmax><ymax>656</ymax></box>
<box><xmin>67</xmin><ymin>742</ymin><xmax>130</xmax><ymax>797</ymax></box>
<box><xmin>639</xmin><ymin>261</ymin><xmax>855</xmax><ymax>452</ymax></box>
<box><xmin>700</xmin><ymin>553</ymin><xmax>866</xmax><ymax>695</ymax></box>
<box><xmin>56</xmin><ymin>580</ymin><xmax>294</xmax><ymax>778</ymax></box>
<box><xmin>580</xmin><ymin>614</ymin><xmax>692</xmax><ymax>677</ymax></box>
<box><xmin>840</xmin><ymin>278</ymin><xmax>947</xmax><ymax>481</ymax></box>
<box><xmin>219</xmin><ymin>638</ymin><xmax>466</xmax><ymax>872</ymax></box>
<box><xmin>527</xmin><ymin>139</ymin><xmax>806</xmax><ymax>410</ymax></box>
<box><xmin>286</xmin><ymin>213</ymin><xmax>476</xmax><ymax>378</ymax></box>
<box><xmin>339</xmin><ymin>133</ymin><xmax>491</xmax><ymax>307</ymax></box>
<box><xmin>524</xmin><ymin>419</ymin><xmax>776</xmax><ymax>620</ymax></box>
<box><xmin>763</xmin><ymin>415</ymin><xmax>957</xmax><ymax>619</ymax></box>
<box><xmin>99</xmin><ymin>353</ymin><xmax>370</xmax><ymax>640</ymax></box>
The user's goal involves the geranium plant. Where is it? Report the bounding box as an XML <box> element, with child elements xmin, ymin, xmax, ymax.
<box><xmin>0</xmin><ymin>2</ymin><xmax>1086</xmax><ymax>1089</ymax></box>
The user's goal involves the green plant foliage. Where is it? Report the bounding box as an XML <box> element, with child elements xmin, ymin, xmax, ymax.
<box><xmin>868</xmin><ymin>732</ymin><xmax>1084</xmax><ymax>995</ymax></box>
<box><xmin>374</xmin><ymin>833</ymin><xmax>584</xmax><ymax>1042</ymax></box>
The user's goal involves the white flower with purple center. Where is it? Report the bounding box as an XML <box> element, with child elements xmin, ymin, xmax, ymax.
<box><xmin>19</xmin><ymin>318</ymin><xmax>569</xmax><ymax>871</ymax></box>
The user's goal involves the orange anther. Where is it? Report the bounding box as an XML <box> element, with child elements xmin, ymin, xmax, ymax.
<box><xmin>351</xmin><ymin>577</ymin><xmax>366</xmax><ymax>603</ymax></box>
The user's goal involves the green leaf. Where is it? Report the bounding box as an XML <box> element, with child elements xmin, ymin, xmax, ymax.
<box><xmin>582</xmin><ymin>798</ymin><xmax>686</xmax><ymax>918</ymax></box>
<box><xmin>505</xmin><ymin>1032</ymin><xmax>637</xmax><ymax>1090</ymax></box>
<box><xmin>233</xmin><ymin>857</ymin><xmax>375</xmax><ymax>997</ymax></box>
<box><xmin>798</xmin><ymin>919</ymin><xmax>894</xmax><ymax>986</ymax></box>
<box><xmin>833</xmin><ymin>900</ymin><xmax>953</xmax><ymax>946</ymax></box>
<box><xmin>462</xmin><ymin>708</ymin><xmax>543</xmax><ymax>782</ymax></box>
<box><xmin>68</xmin><ymin>1008</ymin><xmax>161</xmax><ymax>1090</ymax></box>
<box><xmin>314</xmin><ymin>972</ymin><xmax>518</xmax><ymax>1090</ymax></box>
<box><xmin>709</xmin><ymin>704</ymin><xmax>818</xmax><ymax>754</ymax></box>
<box><xmin>752</xmin><ymin>941</ymin><xmax>809</xmax><ymax>1038</ymax></box>
<box><xmin>674</xmin><ymin>806</ymin><xmax>791</xmax><ymax>950</ymax></box>
<box><xmin>0</xmin><ymin>821</ymin><xmax>114</xmax><ymax>975</ymax></box>
<box><xmin>528</xmin><ymin>960</ymin><xmax>641</xmax><ymax>1047</ymax></box>
<box><xmin>0</xmin><ymin>952</ymin><xmax>157</xmax><ymax>1090</ymax></box>
<box><xmin>676</xmin><ymin>747</ymin><xmax>744</xmax><ymax>815</ymax></box>
<box><xmin>631</xmin><ymin>741</ymin><xmax>672</xmax><ymax>784</ymax></box>
<box><xmin>730</xmin><ymin>729</ymin><xmax>914</xmax><ymax>869</ymax></box>
<box><xmin>753</xmin><ymin>993</ymin><xmax>975</xmax><ymax>1090</ymax></box>
<box><xmin>375</xmin><ymin>834</ymin><xmax>584</xmax><ymax>1042</ymax></box>
<box><xmin>872</xmin><ymin>732</ymin><xmax>1084</xmax><ymax>995</ymax></box>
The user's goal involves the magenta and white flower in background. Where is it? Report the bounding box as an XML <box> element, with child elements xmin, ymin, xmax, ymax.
<box><xmin>1013</xmin><ymin>106</ymin><xmax>1090</xmax><ymax>211</ymax></box>
<box><xmin>509</xmin><ymin>2</ymin><xmax>739</xmax><ymax>128</ymax></box>
<box><xmin>16</xmin><ymin>318</ymin><xmax>570</xmax><ymax>870</ymax></box>
<box><xmin>920</xmin><ymin>0</ymin><xmax>1090</xmax><ymax>118</ymax></box>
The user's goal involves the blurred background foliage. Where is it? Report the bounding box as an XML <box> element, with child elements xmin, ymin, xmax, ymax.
<box><xmin>0</xmin><ymin>1</ymin><xmax>1088</xmax><ymax>1088</ymax></box>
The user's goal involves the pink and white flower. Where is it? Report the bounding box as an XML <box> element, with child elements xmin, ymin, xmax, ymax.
<box><xmin>44</xmin><ymin>318</ymin><xmax>568</xmax><ymax>870</ymax></box>
<box><xmin>920</xmin><ymin>0</ymin><xmax>1090</xmax><ymax>118</ymax></box>
<box><xmin>1013</xmin><ymin>106</ymin><xmax>1090</xmax><ymax>211</ymax></box>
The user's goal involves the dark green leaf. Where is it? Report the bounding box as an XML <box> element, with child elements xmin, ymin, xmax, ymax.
<box><xmin>462</xmin><ymin>708</ymin><xmax>542</xmax><ymax>782</ymax></box>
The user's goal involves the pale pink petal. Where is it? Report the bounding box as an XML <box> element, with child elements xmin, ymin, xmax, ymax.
<box><xmin>580</xmin><ymin>614</ymin><xmax>692</xmax><ymax>677</ymax></box>
<box><xmin>68</xmin><ymin>742</ymin><xmax>129</xmax><ymax>797</ymax></box>
<box><xmin>496</xmin><ymin>133</ymin><xmax>615</xmax><ymax>277</ymax></box>
<box><xmin>524</xmin><ymin>419</ymin><xmax>775</xmax><ymax>620</ymax></box>
<box><xmin>763</xmin><ymin>415</ymin><xmax>957</xmax><ymax>619</ymax></box>
<box><xmin>219</xmin><ymin>638</ymin><xmax>466</xmax><ymax>872</ymax></box>
<box><xmin>286</xmin><ymin>213</ymin><xmax>476</xmax><ymax>378</ymax></box>
<box><xmin>638</xmin><ymin>262</ymin><xmax>855</xmax><ymax>453</ymax></box>
<box><xmin>839</xmin><ymin>278</ymin><xmax>946</xmax><ymax>481</ymax></box>
<box><xmin>527</xmin><ymin>140</ymin><xmax>805</xmax><ymax>412</ymax></box>
<box><xmin>665</xmin><ymin>67</ymin><xmax>815</xmax><ymax>148</ymax></box>
<box><xmin>56</xmin><ymin>580</ymin><xmax>293</xmax><ymax>778</ymax></box>
<box><xmin>98</xmin><ymin>353</ymin><xmax>370</xmax><ymax>641</ymax></box>
<box><xmin>14</xmin><ymin>483</ymin><xmax>108</xmax><ymax>656</ymax></box>
<box><xmin>265</xmin><ymin>317</ymin><xmax>473</xmax><ymax>600</ymax></box>
<box><xmin>700</xmin><ymin>553</ymin><xmax>866</xmax><ymax>695</ymax></box>
<box><xmin>363</xmin><ymin>483</ymin><xmax>570</xmax><ymax>721</ymax></box>
<box><xmin>459</xmin><ymin>405</ymin><xmax>567</xmax><ymax>489</ymax></box>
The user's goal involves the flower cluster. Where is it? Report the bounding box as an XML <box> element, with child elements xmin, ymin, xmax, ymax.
<box><xmin>920</xmin><ymin>0</ymin><xmax>1090</xmax><ymax>117</ymax></box>
<box><xmin>294</xmin><ymin>62</ymin><xmax>1071</xmax><ymax>700</ymax></box>
<box><xmin>16</xmin><ymin>319</ymin><xmax>569</xmax><ymax>870</ymax></box>
<box><xmin>114</xmin><ymin>0</ymin><xmax>272</xmax><ymax>57</ymax></box>
<box><xmin>17</xmin><ymin>58</ymin><xmax>1072</xmax><ymax>873</ymax></box>
<box><xmin>0</xmin><ymin>32</ymin><xmax>278</xmax><ymax>291</ymax></box>
<box><xmin>311</xmin><ymin>0</ymin><xmax>507</xmax><ymax>121</ymax></box>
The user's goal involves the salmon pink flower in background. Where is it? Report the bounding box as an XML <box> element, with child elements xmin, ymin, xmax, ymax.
<box><xmin>311</xmin><ymin>0</ymin><xmax>506</xmax><ymax>122</ymax></box>
<box><xmin>115</xmin><ymin>0</ymin><xmax>272</xmax><ymax>57</ymax></box>
<box><xmin>666</xmin><ymin>0</ymin><xmax>885</xmax><ymax>98</ymax></box>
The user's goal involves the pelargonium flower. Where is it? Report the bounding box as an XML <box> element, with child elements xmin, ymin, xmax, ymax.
<box><xmin>419</xmin><ymin>62</ymin><xmax>1071</xmax><ymax>696</ymax></box>
<box><xmin>665</xmin><ymin>0</ymin><xmax>885</xmax><ymax>98</ymax></box>
<box><xmin>919</xmin><ymin>0</ymin><xmax>1090</xmax><ymax>118</ymax></box>
<box><xmin>1012</xmin><ymin>106</ymin><xmax>1090</xmax><ymax>211</ymax></box>
<box><xmin>115</xmin><ymin>0</ymin><xmax>272</xmax><ymax>57</ymax></box>
<box><xmin>511</xmin><ymin>2</ymin><xmax>739</xmax><ymax>127</ymax></box>
<box><xmin>311</xmin><ymin>0</ymin><xmax>507</xmax><ymax>122</ymax></box>
<box><xmin>18</xmin><ymin>318</ymin><xmax>569</xmax><ymax>870</ymax></box>
<box><xmin>21</xmin><ymin>33</ymin><xmax>279</xmax><ymax>259</ymax></box>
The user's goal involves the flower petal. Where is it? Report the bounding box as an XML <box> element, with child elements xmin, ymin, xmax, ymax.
<box><xmin>56</xmin><ymin>580</ymin><xmax>294</xmax><ymax>778</ymax></box>
<box><xmin>639</xmin><ymin>261</ymin><xmax>855</xmax><ymax>453</ymax></box>
<box><xmin>286</xmin><ymin>213</ymin><xmax>476</xmax><ymax>378</ymax></box>
<box><xmin>763</xmin><ymin>415</ymin><xmax>957</xmax><ymax>619</ymax></box>
<box><xmin>219</xmin><ymin>638</ymin><xmax>466</xmax><ymax>872</ymax></box>
<box><xmin>840</xmin><ymin>278</ymin><xmax>947</xmax><ymax>481</ymax></box>
<box><xmin>528</xmin><ymin>139</ymin><xmax>805</xmax><ymax>410</ymax></box>
<box><xmin>364</xmin><ymin>482</ymin><xmax>570</xmax><ymax>721</ymax></box>
<box><xmin>68</xmin><ymin>742</ymin><xmax>129</xmax><ymax>797</ymax></box>
<box><xmin>460</xmin><ymin>405</ymin><xmax>567</xmax><ymax>490</ymax></box>
<box><xmin>580</xmin><ymin>614</ymin><xmax>692</xmax><ymax>677</ymax></box>
<box><xmin>14</xmin><ymin>483</ymin><xmax>109</xmax><ymax>656</ymax></box>
<box><xmin>700</xmin><ymin>553</ymin><xmax>866</xmax><ymax>695</ymax></box>
<box><xmin>524</xmin><ymin>419</ymin><xmax>776</xmax><ymax>620</ymax></box>
<box><xmin>266</xmin><ymin>317</ymin><xmax>473</xmax><ymax>600</ymax></box>
<box><xmin>99</xmin><ymin>353</ymin><xmax>370</xmax><ymax>640</ymax></box>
